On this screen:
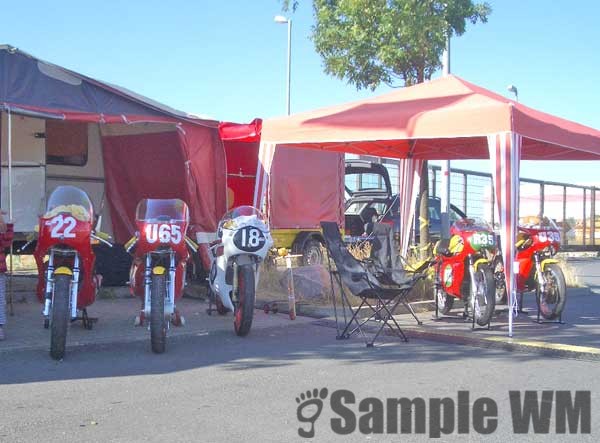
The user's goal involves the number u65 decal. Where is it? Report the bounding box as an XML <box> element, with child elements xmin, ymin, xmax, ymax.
<box><xmin>144</xmin><ymin>224</ymin><xmax>182</xmax><ymax>244</ymax></box>
<box><xmin>233</xmin><ymin>226</ymin><xmax>266</xmax><ymax>252</ymax></box>
<box><xmin>46</xmin><ymin>214</ymin><xmax>77</xmax><ymax>239</ymax></box>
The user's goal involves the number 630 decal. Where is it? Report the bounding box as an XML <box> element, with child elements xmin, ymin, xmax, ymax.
<box><xmin>46</xmin><ymin>214</ymin><xmax>77</xmax><ymax>239</ymax></box>
<box><xmin>145</xmin><ymin>224</ymin><xmax>182</xmax><ymax>244</ymax></box>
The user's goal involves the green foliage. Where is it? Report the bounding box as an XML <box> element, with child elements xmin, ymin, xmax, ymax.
<box><xmin>281</xmin><ymin>0</ymin><xmax>491</xmax><ymax>89</ymax></box>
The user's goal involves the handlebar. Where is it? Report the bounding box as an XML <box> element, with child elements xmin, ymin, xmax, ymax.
<box><xmin>91</xmin><ymin>232</ymin><xmax>113</xmax><ymax>247</ymax></box>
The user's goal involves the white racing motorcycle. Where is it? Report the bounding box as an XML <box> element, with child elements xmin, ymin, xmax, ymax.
<box><xmin>208</xmin><ymin>206</ymin><xmax>273</xmax><ymax>336</ymax></box>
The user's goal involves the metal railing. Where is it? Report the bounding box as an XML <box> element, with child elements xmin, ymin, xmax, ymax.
<box><xmin>429</xmin><ymin>165</ymin><xmax>600</xmax><ymax>251</ymax></box>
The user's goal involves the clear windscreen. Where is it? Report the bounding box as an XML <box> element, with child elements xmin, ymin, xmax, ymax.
<box><xmin>45</xmin><ymin>185</ymin><xmax>93</xmax><ymax>222</ymax></box>
<box><xmin>135</xmin><ymin>199</ymin><xmax>189</xmax><ymax>223</ymax></box>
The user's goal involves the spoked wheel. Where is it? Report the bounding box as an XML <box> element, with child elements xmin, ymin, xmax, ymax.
<box><xmin>536</xmin><ymin>263</ymin><xmax>566</xmax><ymax>320</ymax></box>
<box><xmin>233</xmin><ymin>264</ymin><xmax>256</xmax><ymax>336</ymax></box>
<box><xmin>50</xmin><ymin>274</ymin><xmax>71</xmax><ymax>360</ymax></box>
<box><xmin>435</xmin><ymin>287</ymin><xmax>454</xmax><ymax>315</ymax></box>
<box><xmin>493</xmin><ymin>257</ymin><xmax>507</xmax><ymax>304</ymax></box>
<box><xmin>150</xmin><ymin>273</ymin><xmax>167</xmax><ymax>354</ymax></box>
<box><xmin>471</xmin><ymin>265</ymin><xmax>496</xmax><ymax>326</ymax></box>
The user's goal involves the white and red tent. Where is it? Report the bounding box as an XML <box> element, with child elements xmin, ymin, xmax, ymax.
<box><xmin>259</xmin><ymin>74</ymin><xmax>600</xmax><ymax>336</ymax></box>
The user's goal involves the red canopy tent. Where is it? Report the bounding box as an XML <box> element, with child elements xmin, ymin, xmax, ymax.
<box><xmin>259</xmin><ymin>74</ymin><xmax>600</xmax><ymax>336</ymax></box>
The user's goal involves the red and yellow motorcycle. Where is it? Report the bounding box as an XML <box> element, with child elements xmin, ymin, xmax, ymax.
<box><xmin>33</xmin><ymin>186</ymin><xmax>111</xmax><ymax>360</ymax></box>
<box><xmin>126</xmin><ymin>198</ymin><xmax>198</xmax><ymax>353</ymax></box>
<box><xmin>495</xmin><ymin>216</ymin><xmax>566</xmax><ymax>321</ymax></box>
<box><xmin>433</xmin><ymin>218</ymin><xmax>497</xmax><ymax>328</ymax></box>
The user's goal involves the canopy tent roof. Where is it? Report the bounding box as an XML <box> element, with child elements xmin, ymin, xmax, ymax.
<box><xmin>0</xmin><ymin>44</ymin><xmax>217</xmax><ymax>127</ymax></box>
<box><xmin>262</xmin><ymin>75</ymin><xmax>600</xmax><ymax>160</ymax></box>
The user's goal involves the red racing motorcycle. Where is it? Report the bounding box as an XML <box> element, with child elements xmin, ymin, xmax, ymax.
<box><xmin>33</xmin><ymin>185</ymin><xmax>111</xmax><ymax>360</ymax></box>
<box><xmin>126</xmin><ymin>198</ymin><xmax>198</xmax><ymax>353</ymax></box>
<box><xmin>433</xmin><ymin>218</ymin><xmax>497</xmax><ymax>328</ymax></box>
<box><xmin>499</xmin><ymin>217</ymin><xmax>566</xmax><ymax>321</ymax></box>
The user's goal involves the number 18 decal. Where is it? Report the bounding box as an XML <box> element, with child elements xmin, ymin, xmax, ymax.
<box><xmin>47</xmin><ymin>214</ymin><xmax>77</xmax><ymax>239</ymax></box>
<box><xmin>145</xmin><ymin>224</ymin><xmax>182</xmax><ymax>244</ymax></box>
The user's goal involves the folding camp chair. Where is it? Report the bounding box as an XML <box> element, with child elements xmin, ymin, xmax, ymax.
<box><xmin>320</xmin><ymin>221</ymin><xmax>426</xmax><ymax>347</ymax></box>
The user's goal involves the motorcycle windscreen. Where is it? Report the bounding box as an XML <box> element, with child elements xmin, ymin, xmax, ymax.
<box><xmin>268</xmin><ymin>146</ymin><xmax>344</xmax><ymax>229</ymax></box>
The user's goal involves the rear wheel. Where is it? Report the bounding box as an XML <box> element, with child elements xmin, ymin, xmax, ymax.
<box><xmin>234</xmin><ymin>264</ymin><xmax>255</xmax><ymax>336</ymax></box>
<box><xmin>50</xmin><ymin>275</ymin><xmax>71</xmax><ymax>360</ymax></box>
<box><xmin>472</xmin><ymin>265</ymin><xmax>496</xmax><ymax>326</ymax></box>
<box><xmin>150</xmin><ymin>274</ymin><xmax>167</xmax><ymax>353</ymax></box>
<box><xmin>435</xmin><ymin>287</ymin><xmax>454</xmax><ymax>315</ymax></box>
<box><xmin>537</xmin><ymin>263</ymin><xmax>566</xmax><ymax>320</ymax></box>
<box><xmin>493</xmin><ymin>257</ymin><xmax>507</xmax><ymax>304</ymax></box>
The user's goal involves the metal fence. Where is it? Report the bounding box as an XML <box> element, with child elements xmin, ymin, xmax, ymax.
<box><xmin>429</xmin><ymin>165</ymin><xmax>600</xmax><ymax>251</ymax></box>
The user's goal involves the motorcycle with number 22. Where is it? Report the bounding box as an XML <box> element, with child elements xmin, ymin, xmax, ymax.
<box><xmin>126</xmin><ymin>198</ymin><xmax>198</xmax><ymax>353</ymax></box>
<box><xmin>208</xmin><ymin>206</ymin><xmax>273</xmax><ymax>336</ymax></box>
<box><xmin>32</xmin><ymin>185</ymin><xmax>112</xmax><ymax>360</ymax></box>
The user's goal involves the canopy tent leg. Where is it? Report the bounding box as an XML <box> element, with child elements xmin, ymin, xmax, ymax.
<box><xmin>488</xmin><ymin>132</ymin><xmax>522</xmax><ymax>337</ymax></box>
<box><xmin>6</xmin><ymin>109</ymin><xmax>14</xmax><ymax>316</ymax></box>
<box><xmin>397</xmin><ymin>157</ymin><xmax>423</xmax><ymax>258</ymax></box>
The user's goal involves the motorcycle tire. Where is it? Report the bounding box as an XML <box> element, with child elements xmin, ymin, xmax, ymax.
<box><xmin>472</xmin><ymin>265</ymin><xmax>496</xmax><ymax>326</ymax></box>
<box><xmin>213</xmin><ymin>288</ymin><xmax>229</xmax><ymax>315</ymax></box>
<box><xmin>150</xmin><ymin>274</ymin><xmax>167</xmax><ymax>354</ymax></box>
<box><xmin>436</xmin><ymin>287</ymin><xmax>454</xmax><ymax>315</ymax></box>
<box><xmin>50</xmin><ymin>274</ymin><xmax>71</xmax><ymax>360</ymax></box>
<box><xmin>536</xmin><ymin>263</ymin><xmax>566</xmax><ymax>320</ymax></box>
<box><xmin>493</xmin><ymin>257</ymin><xmax>507</xmax><ymax>304</ymax></box>
<box><xmin>234</xmin><ymin>264</ymin><xmax>255</xmax><ymax>337</ymax></box>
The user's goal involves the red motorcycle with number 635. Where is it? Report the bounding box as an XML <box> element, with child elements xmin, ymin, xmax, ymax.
<box><xmin>33</xmin><ymin>185</ymin><xmax>112</xmax><ymax>360</ymax></box>
<box><xmin>126</xmin><ymin>198</ymin><xmax>198</xmax><ymax>354</ymax></box>
<box><xmin>433</xmin><ymin>218</ymin><xmax>497</xmax><ymax>328</ymax></box>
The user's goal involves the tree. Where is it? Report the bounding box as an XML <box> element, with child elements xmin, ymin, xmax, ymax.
<box><xmin>282</xmin><ymin>0</ymin><xmax>491</xmax><ymax>89</ymax></box>
<box><xmin>281</xmin><ymin>0</ymin><xmax>491</xmax><ymax>254</ymax></box>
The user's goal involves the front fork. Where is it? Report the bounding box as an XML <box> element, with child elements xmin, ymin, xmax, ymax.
<box><xmin>143</xmin><ymin>251</ymin><xmax>176</xmax><ymax>318</ymax></box>
<box><xmin>533</xmin><ymin>253</ymin><xmax>546</xmax><ymax>293</ymax></box>
<box><xmin>42</xmin><ymin>252</ymin><xmax>80</xmax><ymax>321</ymax></box>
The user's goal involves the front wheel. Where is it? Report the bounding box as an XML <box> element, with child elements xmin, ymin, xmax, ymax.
<box><xmin>234</xmin><ymin>264</ymin><xmax>256</xmax><ymax>336</ymax></box>
<box><xmin>50</xmin><ymin>274</ymin><xmax>71</xmax><ymax>360</ymax></box>
<box><xmin>471</xmin><ymin>265</ymin><xmax>496</xmax><ymax>326</ymax></box>
<box><xmin>150</xmin><ymin>274</ymin><xmax>167</xmax><ymax>353</ymax></box>
<box><xmin>537</xmin><ymin>263</ymin><xmax>566</xmax><ymax>320</ymax></box>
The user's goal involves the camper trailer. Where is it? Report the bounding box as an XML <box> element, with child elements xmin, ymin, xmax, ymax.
<box><xmin>0</xmin><ymin>45</ymin><xmax>227</xmax><ymax>283</ymax></box>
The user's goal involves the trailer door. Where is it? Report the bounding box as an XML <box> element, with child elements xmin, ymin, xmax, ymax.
<box><xmin>0</xmin><ymin>114</ymin><xmax>46</xmax><ymax>233</ymax></box>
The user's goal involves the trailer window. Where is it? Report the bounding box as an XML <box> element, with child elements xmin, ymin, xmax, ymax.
<box><xmin>46</xmin><ymin>121</ymin><xmax>88</xmax><ymax>166</ymax></box>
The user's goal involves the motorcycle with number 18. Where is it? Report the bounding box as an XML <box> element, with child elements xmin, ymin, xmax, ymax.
<box><xmin>208</xmin><ymin>206</ymin><xmax>273</xmax><ymax>336</ymax></box>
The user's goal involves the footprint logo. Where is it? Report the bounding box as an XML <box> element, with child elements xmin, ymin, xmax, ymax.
<box><xmin>296</xmin><ymin>388</ymin><xmax>328</xmax><ymax>438</ymax></box>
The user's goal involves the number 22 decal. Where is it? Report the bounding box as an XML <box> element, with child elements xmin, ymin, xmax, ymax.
<box><xmin>47</xmin><ymin>214</ymin><xmax>77</xmax><ymax>239</ymax></box>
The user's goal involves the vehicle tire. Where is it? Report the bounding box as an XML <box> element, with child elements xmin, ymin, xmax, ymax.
<box><xmin>234</xmin><ymin>264</ymin><xmax>255</xmax><ymax>336</ymax></box>
<box><xmin>536</xmin><ymin>263</ymin><xmax>566</xmax><ymax>320</ymax></box>
<box><xmin>213</xmin><ymin>288</ymin><xmax>229</xmax><ymax>315</ymax></box>
<box><xmin>493</xmin><ymin>257</ymin><xmax>507</xmax><ymax>304</ymax></box>
<box><xmin>435</xmin><ymin>287</ymin><xmax>454</xmax><ymax>315</ymax></box>
<box><xmin>472</xmin><ymin>265</ymin><xmax>496</xmax><ymax>326</ymax></box>
<box><xmin>50</xmin><ymin>274</ymin><xmax>71</xmax><ymax>360</ymax></box>
<box><xmin>150</xmin><ymin>273</ymin><xmax>167</xmax><ymax>354</ymax></box>
<box><xmin>93</xmin><ymin>244</ymin><xmax>132</xmax><ymax>286</ymax></box>
<box><xmin>301</xmin><ymin>239</ymin><xmax>324</xmax><ymax>266</ymax></box>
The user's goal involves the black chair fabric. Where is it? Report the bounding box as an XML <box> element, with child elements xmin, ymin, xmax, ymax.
<box><xmin>320</xmin><ymin>221</ymin><xmax>424</xmax><ymax>347</ymax></box>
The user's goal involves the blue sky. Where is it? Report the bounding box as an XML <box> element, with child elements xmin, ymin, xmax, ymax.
<box><xmin>2</xmin><ymin>0</ymin><xmax>599</xmax><ymax>183</ymax></box>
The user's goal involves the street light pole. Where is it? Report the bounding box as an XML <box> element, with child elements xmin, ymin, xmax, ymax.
<box><xmin>274</xmin><ymin>15</ymin><xmax>292</xmax><ymax>115</ymax></box>
<box><xmin>507</xmin><ymin>84</ymin><xmax>519</xmax><ymax>102</ymax></box>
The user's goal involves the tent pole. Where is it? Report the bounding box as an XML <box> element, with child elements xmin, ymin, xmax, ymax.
<box><xmin>6</xmin><ymin>109</ymin><xmax>14</xmax><ymax>316</ymax></box>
